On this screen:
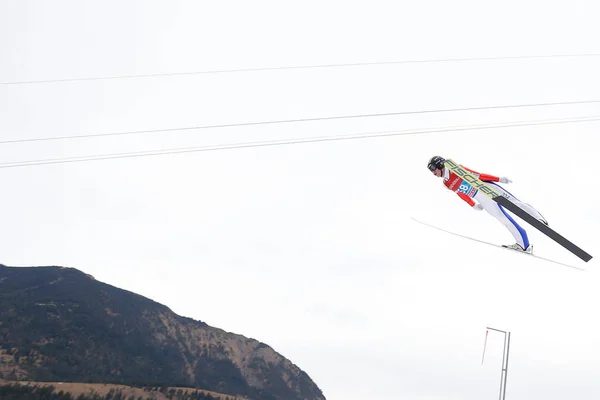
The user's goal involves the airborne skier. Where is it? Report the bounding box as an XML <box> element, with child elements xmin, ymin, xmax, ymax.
<box><xmin>427</xmin><ymin>156</ymin><xmax>548</xmax><ymax>253</ymax></box>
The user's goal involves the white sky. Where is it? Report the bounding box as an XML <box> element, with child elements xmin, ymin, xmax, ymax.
<box><xmin>1</xmin><ymin>1</ymin><xmax>600</xmax><ymax>399</ymax></box>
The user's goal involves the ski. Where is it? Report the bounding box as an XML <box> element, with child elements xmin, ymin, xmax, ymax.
<box><xmin>493</xmin><ymin>195</ymin><xmax>592</xmax><ymax>262</ymax></box>
<box><xmin>411</xmin><ymin>217</ymin><xmax>585</xmax><ymax>271</ymax></box>
<box><xmin>444</xmin><ymin>159</ymin><xmax>593</xmax><ymax>262</ymax></box>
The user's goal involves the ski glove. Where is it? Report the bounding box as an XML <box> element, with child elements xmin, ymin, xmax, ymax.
<box><xmin>473</xmin><ymin>203</ymin><xmax>484</xmax><ymax>211</ymax></box>
<box><xmin>499</xmin><ymin>177</ymin><xmax>512</xmax><ymax>184</ymax></box>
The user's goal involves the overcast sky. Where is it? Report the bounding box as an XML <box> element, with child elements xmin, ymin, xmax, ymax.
<box><xmin>1</xmin><ymin>1</ymin><xmax>600</xmax><ymax>399</ymax></box>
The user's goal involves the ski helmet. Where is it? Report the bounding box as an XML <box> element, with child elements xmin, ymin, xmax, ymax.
<box><xmin>427</xmin><ymin>156</ymin><xmax>445</xmax><ymax>171</ymax></box>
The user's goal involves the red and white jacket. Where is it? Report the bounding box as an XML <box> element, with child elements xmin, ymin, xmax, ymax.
<box><xmin>443</xmin><ymin>166</ymin><xmax>500</xmax><ymax>207</ymax></box>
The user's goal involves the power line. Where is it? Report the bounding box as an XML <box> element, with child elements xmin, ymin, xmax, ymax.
<box><xmin>2</xmin><ymin>99</ymin><xmax>600</xmax><ymax>146</ymax></box>
<box><xmin>1</xmin><ymin>115</ymin><xmax>598</xmax><ymax>170</ymax></box>
<box><xmin>2</xmin><ymin>53</ymin><xmax>600</xmax><ymax>86</ymax></box>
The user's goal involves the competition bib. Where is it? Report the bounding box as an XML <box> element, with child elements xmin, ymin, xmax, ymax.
<box><xmin>457</xmin><ymin>181</ymin><xmax>477</xmax><ymax>197</ymax></box>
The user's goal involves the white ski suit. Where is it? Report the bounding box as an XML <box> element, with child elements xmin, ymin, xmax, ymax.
<box><xmin>443</xmin><ymin>167</ymin><xmax>546</xmax><ymax>250</ymax></box>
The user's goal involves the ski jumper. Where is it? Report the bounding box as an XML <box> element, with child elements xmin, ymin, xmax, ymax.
<box><xmin>443</xmin><ymin>167</ymin><xmax>545</xmax><ymax>249</ymax></box>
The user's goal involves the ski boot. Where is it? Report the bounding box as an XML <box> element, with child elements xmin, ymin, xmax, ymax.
<box><xmin>502</xmin><ymin>243</ymin><xmax>533</xmax><ymax>254</ymax></box>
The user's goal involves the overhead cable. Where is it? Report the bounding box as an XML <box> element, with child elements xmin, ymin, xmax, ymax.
<box><xmin>2</xmin><ymin>99</ymin><xmax>599</xmax><ymax>145</ymax></box>
<box><xmin>2</xmin><ymin>53</ymin><xmax>599</xmax><ymax>86</ymax></box>
<box><xmin>1</xmin><ymin>115</ymin><xmax>598</xmax><ymax>170</ymax></box>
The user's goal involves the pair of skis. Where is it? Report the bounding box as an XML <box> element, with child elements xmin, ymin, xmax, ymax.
<box><xmin>415</xmin><ymin>159</ymin><xmax>592</xmax><ymax>271</ymax></box>
<box><xmin>411</xmin><ymin>217</ymin><xmax>585</xmax><ymax>271</ymax></box>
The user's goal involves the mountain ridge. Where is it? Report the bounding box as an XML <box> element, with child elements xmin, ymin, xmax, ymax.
<box><xmin>0</xmin><ymin>264</ymin><xmax>325</xmax><ymax>400</ymax></box>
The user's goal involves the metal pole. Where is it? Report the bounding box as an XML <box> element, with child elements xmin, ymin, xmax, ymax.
<box><xmin>486</xmin><ymin>327</ymin><xmax>510</xmax><ymax>400</ymax></box>
<box><xmin>502</xmin><ymin>332</ymin><xmax>511</xmax><ymax>400</ymax></box>
<box><xmin>499</xmin><ymin>332</ymin><xmax>507</xmax><ymax>400</ymax></box>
